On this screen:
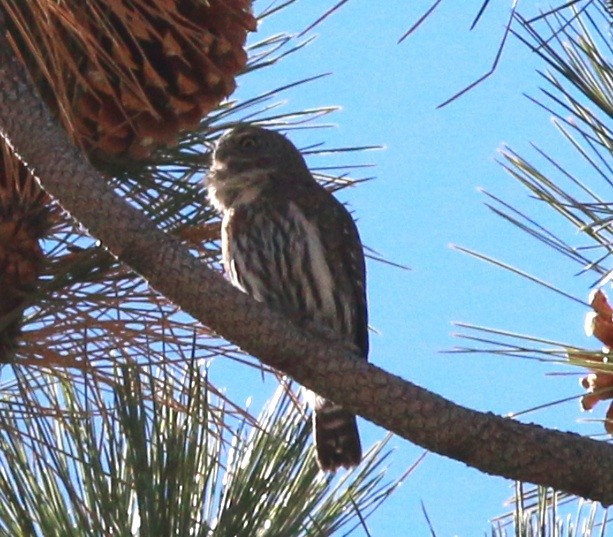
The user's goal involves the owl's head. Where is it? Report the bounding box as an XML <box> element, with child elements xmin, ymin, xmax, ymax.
<box><xmin>207</xmin><ymin>125</ymin><xmax>310</xmax><ymax>211</ymax></box>
<box><xmin>210</xmin><ymin>125</ymin><xmax>309</xmax><ymax>178</ymax></box>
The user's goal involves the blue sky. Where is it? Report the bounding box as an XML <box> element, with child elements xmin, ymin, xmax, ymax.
<box><xmin>221</xmin><ymin>2</ymin><xmax>605</xmax><ymax>535</ymax></box>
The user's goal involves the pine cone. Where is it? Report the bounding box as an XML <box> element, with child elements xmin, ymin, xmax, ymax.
<box><xmin>0</xmin><ymin>145</ymin><xmax>51</xmax><ymax>362</ymax></box>
<box><xmin>3</xmin><ymin>0</ymin><xmax>256</xmax><ymax>160</ymax></box>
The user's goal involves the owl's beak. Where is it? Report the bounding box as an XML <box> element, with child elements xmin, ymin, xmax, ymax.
<box><xmin>209</xmin><ymin>159</ymin><xmax>227</xmax><ymax>175</ymax></box>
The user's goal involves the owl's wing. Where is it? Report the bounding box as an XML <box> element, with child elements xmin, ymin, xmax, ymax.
<box><xmin>297</xmin><ymin>186</ymin><xmax>369</xmax><ymax>360</ymax></box>
<box><xmin>224</xmin><ymin>190</ymin><xmax>368</xmax><ymax>360</ymax></box>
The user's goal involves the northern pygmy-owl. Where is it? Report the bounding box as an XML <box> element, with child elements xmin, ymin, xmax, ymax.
<box><xmin>207</xmin><ymin>125</ymin><xmax>368</xmax><ymax>471</ymax></box>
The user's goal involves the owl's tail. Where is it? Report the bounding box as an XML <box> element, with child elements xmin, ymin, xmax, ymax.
<box><xmin>313</xmin><ymin>400</ymin><xmax>362</xmax><ymax>471</ymax></box>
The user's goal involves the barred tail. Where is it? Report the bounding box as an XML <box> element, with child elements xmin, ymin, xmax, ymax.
<box><xmin>313</xmin><ymin>400</ymin><xmax>362</xmax><ymax>471</ymax></box>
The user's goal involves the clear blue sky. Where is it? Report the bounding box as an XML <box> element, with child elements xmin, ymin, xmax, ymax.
<box><xmin>219</xmin><ymin>2</ymin><xmax>603</xmax><ymax>535</ymax></box>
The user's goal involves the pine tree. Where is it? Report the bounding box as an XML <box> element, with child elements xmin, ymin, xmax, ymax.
<box><xmin>0</xmin><ymin>2</ymin><xmax>403</xmax><ymax>534</ymax></box>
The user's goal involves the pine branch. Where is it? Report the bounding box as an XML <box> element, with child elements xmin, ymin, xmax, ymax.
<box><xmin>0</xmin><ymin>14</ymin><xmax>612</xmax><ymax>506</ymax></box>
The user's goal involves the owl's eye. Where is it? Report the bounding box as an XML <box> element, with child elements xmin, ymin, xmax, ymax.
<box><xmin>239</xmin><ymin>135</ymin><xmax>259</xmax><ymax>149</ymax></box>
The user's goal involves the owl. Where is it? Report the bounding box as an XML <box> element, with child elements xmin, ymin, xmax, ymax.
<box><xmin>207</xmin><ymin>124</ymin><xmax>368</xmax><ymax>471</ymax></box>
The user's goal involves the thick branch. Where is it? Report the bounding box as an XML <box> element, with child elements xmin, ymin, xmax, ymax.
<box><xmin>0</xmin><ymin>24</ymin><xmax>611</xmax><ymax>504</ymax></box>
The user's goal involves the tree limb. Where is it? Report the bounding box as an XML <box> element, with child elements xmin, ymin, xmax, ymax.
<box><xmin>0</xmin><ymin>19</ymin><xmax>611</xmax><ymax>504</ymax></box>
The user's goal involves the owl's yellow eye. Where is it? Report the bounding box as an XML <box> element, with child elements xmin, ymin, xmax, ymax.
<box><xmin>239</xmin><ymin>135</ymin><xmax>258</xmax><ymax>149</ymax></box>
